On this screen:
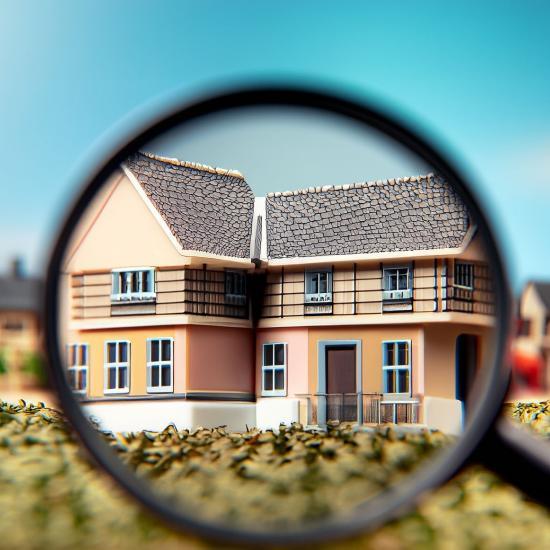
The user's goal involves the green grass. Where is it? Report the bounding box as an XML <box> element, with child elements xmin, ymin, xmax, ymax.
<box><xmin>0</xmin><ymin>399</ymin><xmax>548</xmax><ymax>549</ymax></box>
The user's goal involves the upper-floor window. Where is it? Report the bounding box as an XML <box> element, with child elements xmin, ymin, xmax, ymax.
<box><xmin>104</xmin><ymin>340</ymin><xmax>130</xmax><ymax>394</ymax></box>
<box><xmin>305</xmin><ymin>270</ymin><xmax>333</xmax><ymax>303</ymax></box>
<box><xmin>224</xmin><ymin>270</ymin><xmax>247</xmax><ymax>305</ymax></box>
<box><xmin>454</xmin><ymin>262</ymin><xmax>474</xmax><ymax>290</ymax></box>
<box><xmin>147</xmin><ymin>337</ymin><xmax>173</xmax><ymax>393</ymax></box>
<box><xmin>262</xmin><ymin>342</ymin><xmax>287</xmax><ymax>396</ymax></box>
<box><xmin>2</xmin><ymin>318</ymin><xmax>25</xmax><ymax>331</ymax></box>
<box><xmin>67</xmin><ymin>343</ymin><xmax>88</xmax><ymax>393</ymax></box>
<box><xmin>517</xmin><ymin>318</ymin><xmax>531</xmax><ymax>337</ymax></box>
<box><xmin>383</xmin><ymin>266</ymin><xmax>412</xmax><ymax>300</ymax></box>
<box><xmin>111</xmin><ymin>268</ymin><xmax>155</xmax><ymax>302</ymax></box>
<box><xmin>382</xmin><ymin>340</ymin><xmax>411</xmax><ymax>395</ymax></box>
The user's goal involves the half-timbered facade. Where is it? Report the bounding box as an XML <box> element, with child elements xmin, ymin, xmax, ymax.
<box><xmin>63</xmin><ymin>152</ymin><xmax>495</xmax><ymax>433</ymax></box>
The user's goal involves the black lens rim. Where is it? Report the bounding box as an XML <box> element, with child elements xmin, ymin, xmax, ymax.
<box><xmin>43</xmin><ymin>85</ymin><xmax>512</xmax><ymax>545</ymax></box>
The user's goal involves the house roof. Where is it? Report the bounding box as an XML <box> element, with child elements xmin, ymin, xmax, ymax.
<box><xmin>531</xmin><ymin>281</ymin><xmax>550</xmax><ymax>311</ymax></box>
<box><xmin>125</xmin><ymin>152</ymin><xmax>255</xmax><ymax>259</ymax></box>
<box><xmin>0</xmin><ymin>275</ymin><xmax>43</xmax><ymax>313</ymax></box>
<box><xmin>265</xmin><ymin>174</ymin><xmax>470</xmax><ymax>259</ymax></box>
<box><xmin>123</xmin><ymin>153</ymin><xmax>471</xmax><ymax>262</ymax></box>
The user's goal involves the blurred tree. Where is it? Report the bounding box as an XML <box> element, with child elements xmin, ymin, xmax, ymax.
<box><xmin>21</xmin><ymin>351</ymin><xmax>47</xmax><ymax>387</ymax></box>
<box><xmin>0</xmin><ymin>349</ymin><xmax>7</xmax><ymax>375</ymax></box>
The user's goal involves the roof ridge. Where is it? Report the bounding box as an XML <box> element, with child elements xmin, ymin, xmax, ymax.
<box><xmin>139</xmin><ymin>151</ymin><xmax>245</xmax><ymax>180</ymax></box>
<box><xmin>265</xmin><ymin>173</ymin><xmax>436</xmax><ymax>198</ymax></box>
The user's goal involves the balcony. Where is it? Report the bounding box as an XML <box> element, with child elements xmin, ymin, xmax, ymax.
<box><xmin>296</xmin><ymin>393</ymin><xmax>420</xmax><ymax>426</ymax></box>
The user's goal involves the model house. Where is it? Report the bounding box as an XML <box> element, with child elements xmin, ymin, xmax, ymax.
<box><xmin>0</xmin><ymin>259</ymin><xmax>43</xmax><ymax>395</ymax></box>
<box><xmin>63</xmin><ymin>152</ymin><xmax>495</xmax><ymax>434</ymax></box>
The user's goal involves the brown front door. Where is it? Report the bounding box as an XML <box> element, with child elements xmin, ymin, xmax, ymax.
<box><xmin>326</xmin><ymin>346</ymin><xmax>356</xmax><ymax>421</ymax></box>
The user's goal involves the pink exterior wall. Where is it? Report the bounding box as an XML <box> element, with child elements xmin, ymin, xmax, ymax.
<box><xmin>256</xmin><ymin>327</ymin><xmax>309</xmax><ymax>397</ymax></box>
<box><xmin>187</xmin><ymin>325</ymin><xmax>254</xmax><ymax>393</ymax></box>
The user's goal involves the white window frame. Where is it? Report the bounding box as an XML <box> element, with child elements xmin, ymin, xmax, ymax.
<box><xmin>261</xmin><ymin>342</ymin><xmax>287</xmax><ymax>397</ymax></box>
<box><xmin>67</xmin><ymin>343</ymin><xmax>89</xmax><ymax>394</ymax></box>
<box><xmin>146</xmin><ymin>337</ymin><xmax>174</xmax><ymax>393</ymax></box>
<box><xmin>454</xmin><ymin>261</ymin><xmax>474</xmax><ymax>290</ymax></box>
<box><xmin>104</xmin><ymin>340</ymin><xmax>130</xmax><ymax>394</ymax></box>
<box><xmin>305</xmin><ymin>269</ymin><xmax>333</xmax><ymax>303</ymax></box>
<box><xmin>382</xmin><ymin>265</ymin><xmax>413</xmax><ymax>301</ymax></box>
<box><xmin>382</xmin><ymin>339</ymin><xmax>412</xmax><ymax>397</ymax></box>
<box><xmin>111</xmin><ymin>267</ymin><xmax>155</xmax><ymax>302</ymax></box>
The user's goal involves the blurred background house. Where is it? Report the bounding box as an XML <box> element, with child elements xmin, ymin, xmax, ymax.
<box><xmin>0</xmin><ymin>258</ymin><xmax>45</xmax><ymax>397</ymax></box>
<box><xmin>511</xmin><ymin>281</ymin><xmax>550</xmax><ymax>400</ymax></box>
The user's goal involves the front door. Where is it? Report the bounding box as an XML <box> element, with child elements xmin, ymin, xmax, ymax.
<box><xmin>325</xmin><ymin>346</ymin><xmax>356</xmax><ymax>422</ymax></box>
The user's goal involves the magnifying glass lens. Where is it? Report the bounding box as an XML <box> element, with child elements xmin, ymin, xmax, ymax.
<box><xmin>49</xmin><ymin>98</ymin><xmax>507</xmax><ymax>542</ymax></box>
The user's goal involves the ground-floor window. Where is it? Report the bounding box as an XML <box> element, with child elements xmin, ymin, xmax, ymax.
<box><xmin>261</xmin><ymin>342</ymin><xmax>287</xmax><ymax>396</ymax></box>
<box><xmin>147</xmin><ymin>337</ymin><xmax>173</xmax><ymax>393</ymax></box>
<box><xmin>67</xmin><ymin>343</ymin><xmax>88</xmax><ymax>393</ymax></box>
<box><xmin>382</xmin><ymin>340</ymin><xmax>411</xmax><ymax>395</ymax></box>
<box><xmin>104</xmin><ymin>341</ymin><xmax>130</xmax><ymax>394</ymax></box>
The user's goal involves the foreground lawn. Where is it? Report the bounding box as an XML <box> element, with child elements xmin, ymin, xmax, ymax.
<box><xmin>0</xmin><ymin>400</ymin><xmax>548</xmax><ymax>549</ymax></box>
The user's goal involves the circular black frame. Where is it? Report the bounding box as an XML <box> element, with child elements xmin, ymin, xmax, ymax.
<box><xmin>44</xmin><ymin>85</ymin><xmax>542</xmax><ymax>546</ymax></box>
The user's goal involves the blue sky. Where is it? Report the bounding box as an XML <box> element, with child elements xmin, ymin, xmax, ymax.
<box><xmin>1</xmin><ymin>1</ymin><xmax>549</xmax><ymax>291</ymax></box>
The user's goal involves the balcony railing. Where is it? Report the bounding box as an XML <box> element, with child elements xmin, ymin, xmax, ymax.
<box><xmin>296</xmin><ymin>393</ymin><xmax>421</xmax><ymax>426</ymax></box>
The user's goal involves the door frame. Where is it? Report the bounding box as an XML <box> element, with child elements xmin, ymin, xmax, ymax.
<box><xmin>317</xmin><ymin>339</ymin><xmax>362</xmax><ymax>425</ymax></box>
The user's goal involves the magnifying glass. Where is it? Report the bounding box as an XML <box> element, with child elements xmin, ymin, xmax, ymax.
<box><xmin>44</xmin><ymin>86</ymin><xmax>549</xmax><ymax>545</ymax></box>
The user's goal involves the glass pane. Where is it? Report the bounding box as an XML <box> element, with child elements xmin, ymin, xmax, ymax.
<box><xmin>274</xmin><ymin>369</ymin><xmax>285</xmax><ymax>390</ymax></box>
<box><xmin>161</xmin><ymin>339</ymin><xmax>171</xmax><ymax>361</ymax></box>
<box><xmin>80</xmin><ymin>345</ymin><xmax>88</xmax><ymax>366</ymax></box>
<box><xmin>68</xmin><ymin>369</ymin><xmax>76</xmax><ymax>389</ymax></box>
<box><xmin>398</xmin><ymin>270</ymin><xmax>408</xmax><ymax>290</ymax></box>
<box><xmin>385</xmin><ymin>343</ymin><xmax>394</xmax><ymax>366</ymax></box>
<box><xmin>263</xmin><ymin>344</ymin><xmax>273</xmax><ymax>366</ymax></box>
<box><xmin>398</xmin><ymin>369</ymin><xmax>410</xmax><ymax>393</ymax></box>
<box><xmin>385</xmin><ymin>370</ymin><xmax>396</xmax><ymax>393</ymax></box>
<box><xmin>142</xmin><ymin>270</ymin><xmax>149</xmax><ymax>292</ymax></box>
<box><xmin>161</xmin><ymin>366</ymin><xmax>171</xmax><ymax>387</ymax></box>
<box><xmin>397</xmin><ymin>342</ymin><xmax>408</xmax><ymax>365</ymax></box>
<box><xmin>107</xmin><ymin>343</ymin><xmax>116</xmax><ymax>363</ymax></box>
<box><xmin>118</xmin><ymin>366</ymin><xmax>128</xmax><ymax>389</ymax></box>
<box><xmin>307</xmin><ymin>273</ymin><xmax>318</xmax><ymax>294</ymax></box>
<box><xmin>151</xmin><ymin>340</ymin><xmax>159</xmax><ymax>362</ymax></box>
<box><xmin>131</xmin><ymin>271</ymin><xmax>139</xmax><ymax>293</ymax></box>
<box><xmin>119</xmin><ymin>343</ymin><xmax>128</xmax><ymax>363</ymax></box>
<box><xmin>319</xmin><ymin>272</ymin><xmax>327</xmax><ymax>293</ymax></box>
<box><xmin>108</xmin><ymin>367</ymin><xmax>117</xmax><ymax>389</ymax></box>
<box><xmin>263</xmin><ymin>370</ymin><xmax>273</xmax><ymax>391</ymax></box>
<box><xmin>69</xmin><ymin>345</ymin><xmax>76</xmax><ymax>367</ymax></box>
<box><xmin>120</xmin><ymin>272</ymin><xmax>128</xmax><ymax>294</ymax></box>
<box><xmin>274</xmin><ymin>344</ymin><xmax>285</xmax><ymax>366</ymax></box>
<box><xmin>81</xmin><ymin>369</ymin><xmax>87</xmax><ymax>390</ymax></box>
<box><xmin>151</xmin><ymin>366</ymin><xmax>159</xmax><ymax>387</ymax></box>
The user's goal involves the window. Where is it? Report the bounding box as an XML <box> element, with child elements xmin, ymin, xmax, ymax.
<box><xmin>383</xmin><ymin>266</ymin><xmax>412</xmax><ymax>300</ymax></box>
<box><xmin>2</xmin><ymin>318</ymin><xmax>24</xmax><ymax>331</ymax></box>
<box><xmin>67</xmin><ymin>343</ymin><xmax>88</xmax><ymax>393</ymax></box>
<box><xmin>517</xmin><ymin>318</ymin><xmax>531</xmax><ymax>337</ymax></box>
<box><xmin>147</xmin><ymin>338</ymin><xmax>173</xmax><ymax>393</ymax></box>
<box><xmin>111</xmin><ymin>268</ymin><xmax>155</xmax><ymax>302</ymax></box>
<box><xmin>382</xmin><ymin>340</ymin><xmax>411</xmax><ymax>395</ymax></box>
<box><xmin>454</xmin><ymin>262</ymin><xmax>474</xmax><ymax>290</ymax></box>
<box><xmin>104</xmin><ymin>341</ymin><xmax>130</xmax><ymax>394</ymax></box>
<box><xmin>305</xmin><ymin>270</ymin><xmax>333</xmax><ymax>303</ymax></box>
<box><xmin>262</xmin><ymin>343</ymin><xmax>287</xmax><ymax>396</ymax></box>
<box><xmin>225</xmin><ymin>270</ymin><xmax>247</xmax><ymax>305</ymax></box>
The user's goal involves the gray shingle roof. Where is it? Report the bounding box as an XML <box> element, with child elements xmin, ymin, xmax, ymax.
<box><xmin>0</xmin><ymin>276</ymin><xmax>43</xmax><ymax>312</ymax></box>
<box><xmin>125</xmin><ymin>152</ymin><xmax>255</xmax><ymax>259</ymax></box>
<box><xmin>265</xmin><ymin>174</ymin><xmax>470</xmax><ymax>259</ymax></box>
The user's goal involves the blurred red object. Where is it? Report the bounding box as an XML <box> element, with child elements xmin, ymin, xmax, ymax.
<box><xmin>511</xmin><ymin>348</ymin><xmax>544</xmax><ymax>390</ymax></box>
